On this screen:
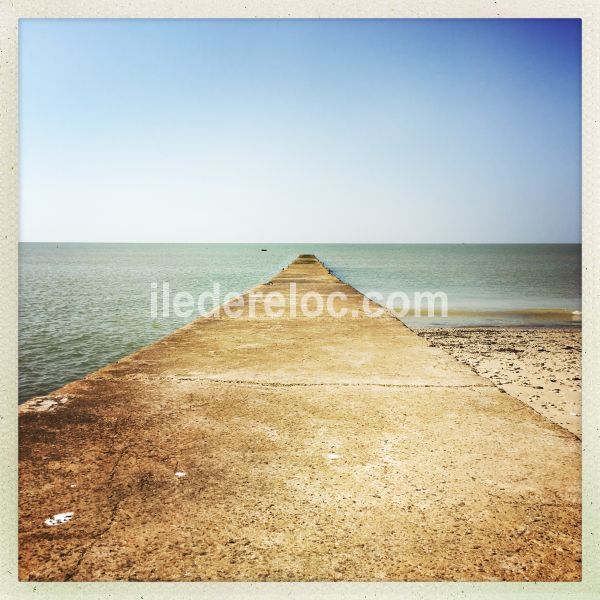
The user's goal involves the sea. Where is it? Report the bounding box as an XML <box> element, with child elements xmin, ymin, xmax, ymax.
<box><xmin>19</xmin><ymin>243</ymin><xmax>581</xmax><ymax>402</ymax></box>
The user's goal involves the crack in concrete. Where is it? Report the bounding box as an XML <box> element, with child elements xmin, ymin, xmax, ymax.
<box><xmin>65</xmin><ymin>443</ymin><xmax>131</xmax><ymax>581</ymax></box>
<box><xmin>89</xmin><ymin>374</ymin><xmax>494</xmax><ymax>389</ymax></box>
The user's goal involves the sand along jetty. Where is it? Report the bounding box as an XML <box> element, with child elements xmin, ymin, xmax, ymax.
<box><xmin>19</xmin><ymin>255</ymin><xmax>580</xmax><ymax>581</ymax></box>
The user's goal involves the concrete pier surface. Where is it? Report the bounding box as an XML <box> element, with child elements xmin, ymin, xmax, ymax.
<box><xmin>19</xmin><ymin>255</ymin><xmax>580</xmax><ymax>581</ymax></box>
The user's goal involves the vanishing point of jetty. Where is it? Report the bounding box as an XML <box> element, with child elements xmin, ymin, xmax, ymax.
<box><xmin>19</xmin><ymin>255</ymin><xmax>580</xmax><ymax>581</ymax></box>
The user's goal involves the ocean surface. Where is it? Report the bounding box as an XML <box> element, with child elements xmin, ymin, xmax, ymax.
<box><xmin>19</xmin><ymin>243</ymin><xmax>581</xmax><ymax>402</ymax></box>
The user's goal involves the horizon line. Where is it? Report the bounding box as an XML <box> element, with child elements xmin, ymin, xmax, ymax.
<box><xmin>18</xmin><ymin>241</ymin><xmax>583</xmax><ymax>245</ymax></box>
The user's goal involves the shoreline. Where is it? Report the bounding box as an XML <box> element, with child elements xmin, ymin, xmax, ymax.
<box><xmin>402</xmin><ymin>308</ymin><xmax>581</xmax><ymax>330</ymax></box>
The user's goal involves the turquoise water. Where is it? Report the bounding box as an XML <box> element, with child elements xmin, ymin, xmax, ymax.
<box><xmin>19</xmin><ymin>243</ymin><xmax>581</xmax><ymax>402</ymax></box>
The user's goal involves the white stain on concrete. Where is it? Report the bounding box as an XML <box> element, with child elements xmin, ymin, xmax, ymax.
<box><xmin>44</xmin><ymin>512</ymin><xmax>74</xmax><ymax>526</ymax></box>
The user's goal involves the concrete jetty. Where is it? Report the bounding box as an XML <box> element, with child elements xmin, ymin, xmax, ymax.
<box><xmin>19</xmin><ymin>255</ymin><xmax>580</xmax><ymax>581</ymax></box>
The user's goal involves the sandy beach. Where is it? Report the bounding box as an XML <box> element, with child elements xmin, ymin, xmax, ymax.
<box><xmin>417</xmin><ymin>328</ymin><xmax>581</xmax><ymax>438</ymax></box>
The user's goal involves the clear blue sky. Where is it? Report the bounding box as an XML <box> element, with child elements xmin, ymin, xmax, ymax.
<box><xmin>20</xmin><ymin>19</ymin><xmax>581</xmax><ymax>243</ymax></box>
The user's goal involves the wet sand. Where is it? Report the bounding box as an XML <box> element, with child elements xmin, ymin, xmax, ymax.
<box><xmin>19</xmin><ymin>256</ymin><xmax>580</xmax><ymax>581</ymax></box>
<box><xmin>417</xmin><ymin>328</ymin><xmax>581</xmax><ymax>438</ymax></box>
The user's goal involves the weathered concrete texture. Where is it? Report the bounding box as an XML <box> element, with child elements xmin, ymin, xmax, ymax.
<box><xmin>19</xmin><ymin>255</ymin><xmax>580</xmax><ymax>581</ymax></box>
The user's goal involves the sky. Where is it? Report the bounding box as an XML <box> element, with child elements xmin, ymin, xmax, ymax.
<box><xmin>20</xmin><ymin>19</ymin><xmax>581</xmax><ymax>243</ymax></box>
